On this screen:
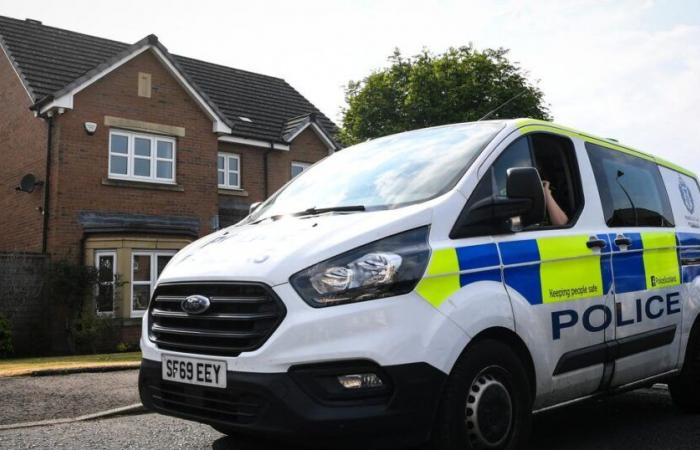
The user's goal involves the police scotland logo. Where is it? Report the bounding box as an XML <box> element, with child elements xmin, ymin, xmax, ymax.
<box><xmin>679</xmin><ymin>176</ymin><xmax>695</xmax><ymax>214</ymax></box>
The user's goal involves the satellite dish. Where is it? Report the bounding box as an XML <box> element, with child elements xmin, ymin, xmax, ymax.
<box><xmin>17</xmin><ymin>173</ymin><xmax>41</xmax><ymax>193</ymax></box>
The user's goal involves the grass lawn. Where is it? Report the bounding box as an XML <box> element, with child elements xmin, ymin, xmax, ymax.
<box><xmin>0</xmin><ymin>351</ymin><xmax>141</xmax><ymax>377</ymax></box>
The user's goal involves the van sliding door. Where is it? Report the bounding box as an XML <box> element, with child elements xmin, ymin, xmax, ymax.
<box><xmin>586</xmin><ymin>143</ymin><xmax>682</xmax><ymax>387</ymax></box>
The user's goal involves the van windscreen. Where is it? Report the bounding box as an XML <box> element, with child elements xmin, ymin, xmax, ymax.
<box><xmin>249</xmin><ymin>122</ymin><xmax>504</xmax><ymax>222</ymax></box>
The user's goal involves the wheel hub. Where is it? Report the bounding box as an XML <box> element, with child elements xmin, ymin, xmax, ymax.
<box><xmin>465</xmin><ymin>368</ymin><xmax>513</xmax><ymax>448</ymax></box>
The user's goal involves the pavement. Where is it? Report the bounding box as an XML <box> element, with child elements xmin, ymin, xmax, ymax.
<box><xmin>0</xmin><ymin>370</ymin><xmax>699</xmax><ymax>449</ymax></box>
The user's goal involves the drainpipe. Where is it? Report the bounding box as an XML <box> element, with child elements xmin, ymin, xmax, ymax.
<box><xmin>41</xmin><ymin>115</ymin><xmax>53</xmax><ymax>254</ymax></box>
<box><xmin>263</xmin><ymin>142</ymin><xmax>274</xmax><ymax>199</ymax></box>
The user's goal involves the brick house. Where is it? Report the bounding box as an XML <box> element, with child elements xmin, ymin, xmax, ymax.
<box><xmin>0</xmin><ymin>16</ymin><xmax>338</xmax><ymax>346</ymax></box>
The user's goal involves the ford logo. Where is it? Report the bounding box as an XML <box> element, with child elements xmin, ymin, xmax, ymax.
<box><xmin>181</xmin><ymin>295</ymin><xmax>211</xmax><ymax>314</ymax></box>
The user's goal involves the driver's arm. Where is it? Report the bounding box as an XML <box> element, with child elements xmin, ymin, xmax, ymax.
<box><xmin>542</xmin><ymin>180</ymin><xmax>569</xmax><ymax>226</ymax></box>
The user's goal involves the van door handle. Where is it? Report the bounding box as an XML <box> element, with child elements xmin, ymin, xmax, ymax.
<box><xmin>614</xmin><ymin>235</ymin><xmax>632</xmax><ymax>247</ymax></box>
<box><xmin>586</xmin><ymin>237</ymin><xmax>607</xmax><ymax>249</ymax></box>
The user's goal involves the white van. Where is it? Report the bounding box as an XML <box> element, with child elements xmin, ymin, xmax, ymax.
<box><xmin>138</xmin><ymin>119</ymin><xmax>700</xmax><ymax>449</ymax></box>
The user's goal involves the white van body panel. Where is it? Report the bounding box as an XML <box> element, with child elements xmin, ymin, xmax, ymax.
<box><xmin>143</xmin><ymin>285</ymin><xmax>469</xmax><ymax>373</ymax></box>
<box><xmin>141</xmin><ymin>119</ymin><xmax>700</xmax><ymax>417</ymax></box>
<box><xmin>161</xmin><ymin>203</ymin><xmax>434</xmax><ymax>286</ymax></box>
<box><xmin>660</xmin><ymin>166</ymin><xmax>700</xmax><ymax>363</ymax></box>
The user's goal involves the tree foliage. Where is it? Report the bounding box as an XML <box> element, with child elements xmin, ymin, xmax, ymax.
<box><xmin>339</xmin><ymin>46</ymin><xmax>551</xmax><ymax>145</ymax></box>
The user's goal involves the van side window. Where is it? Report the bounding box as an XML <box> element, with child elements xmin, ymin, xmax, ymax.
<box><xmin>491</xmin><ymin>137</ymin><xmax>532</xmax><ymax>197</ymax></box>
<box><xmin>586</xmin><ymin>143</ymin><xmax>674</xmax><ymax>227</ymax></box>
<box><xmin>453</xmin><ymin>133</ymin><xmax>583</xmax><ymax>238</ymax></box>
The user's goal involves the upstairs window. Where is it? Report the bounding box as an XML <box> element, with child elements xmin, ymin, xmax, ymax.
<box><xmin>586</xmin><ymin>143</ymin><xmax>674</xmax><ymax>227</ymax></box>
<box><xmin>291</xmin><ymin>161</ymin><xmax>311</xmax><ymax>178</ymax></box>
<box><xmin>218</xmin><ymin>152</ymin><xmax>241</xmax><ymax>189</ymax></box>
<box><xmin>109</xmin><ymin>130</ymin><xmax>176</xmax><ymax>183</ymax></box>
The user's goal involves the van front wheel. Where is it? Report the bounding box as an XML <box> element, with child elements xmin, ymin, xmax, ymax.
<box><xmin>431</xmin><ymin>339</ymin><xmax>532</xmax><ymax>450</ymax></box>
<box><xmin>210</xmin><ymin>424</ymin><xmax>238</xmax><ymax>436</ymax></box>
<box><xmin>669</xmin><ymin>327</ymin><xmax>700</xmax><ymax>413</ymax></box>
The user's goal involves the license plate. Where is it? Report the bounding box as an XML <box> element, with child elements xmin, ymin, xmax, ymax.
<box><xmin>162</xmin><ymin>354</ymin><xmax>227</xmax><ymax>388</ymax></box>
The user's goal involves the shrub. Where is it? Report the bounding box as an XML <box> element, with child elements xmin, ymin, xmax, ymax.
<box><xmin>48</xmin><ymin>260</ymin><xmax>98</xmax><ymax>313</ymax></box>
<box><xmin>72</xmin><ymin>313</ymin><xmax>118</xmax><ymax>354</ymax></box>
<box><xmin>115</xmin><ymin>342</ymin><xmax>129</xmax><ymax>353</ymax></box>
<box><xmin>0</xmin><ymin>314</ymin><xmax>13</xmax><ymax>357</ymax></box>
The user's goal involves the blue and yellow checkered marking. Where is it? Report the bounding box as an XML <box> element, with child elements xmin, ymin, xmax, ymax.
<box><xmin>503</xmin><ymin>235</ymin><xmax>606</xmax><ymax>305</ymax></box>
<box><xmin>416</xmin><ymin>243</ymin><xmax>500</xmax><ymax>308</ymax></box>
<box><xmin>678</xmin><ymin>232</ymin><xmax>700</xmax><ymax>284</ymax></box>
<box><xmin>416</xmin><ymin>231</ymin><xmax>685</xmax><ymax>308</ymax></box>
<box><xmin>609</xmin><ymin>233</ymin><xmax>645</xmax><ymax>293</ymax></box>
<box><xmin>607</xmin><ymin>232</ymin><xmax>680</xmax><ymax>293</ymax></box>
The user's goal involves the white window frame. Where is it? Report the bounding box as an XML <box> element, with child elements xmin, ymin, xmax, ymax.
<box><xmin>130</xmin><ymin>250</ymin><xmax>176</xmax><ymax>318</ymax></box>
<box><xmin>291</xmin><ymin>161</ymin><xmax>311</xmax><ymax>178</ymax></box>
<box><xmin>108</xmin><ymin>129</ymin><xmax>176</xmax><ymax>184</ymax></box>
<box><xmin>94</xmin><ymin>250</ymin><xmax>117</xmax><ymax>316</ymax></box>
<box><xmin>218</xmin><ymin>152</ymin><xmax>241</xmax><ymax>189</ymax></box>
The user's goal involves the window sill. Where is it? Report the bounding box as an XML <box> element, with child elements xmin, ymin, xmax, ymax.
<box><xmin>218</xmin><ymin>188</ymin><xmax>249</xmax><ymax>197</ymax></box>
<box><xmin>102</xmin><ymin>178</ymin><xmax>184</xmax><ymax>192</ymax></box>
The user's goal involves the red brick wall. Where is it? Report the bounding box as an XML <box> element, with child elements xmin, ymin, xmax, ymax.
<box><xmin>218</xmin><ymin>142</ymin><xmax>267</xmax><ymax>203</ymax></box>
<box><xmin>269</xmin><ymin>127</ymin><xmax>330</xmax><ymax>193</ymax></box>
<box><xmin>218</xmin><ymin>128</ymin><xmax>330</xmax><ymax>202</ymax></box>
<box><xmin>0</xmin><ymin>52</ymin><xmax>48</xmax><ymax>252</ymax></box>
<box><xmin>47</xmin><ymin>50</ymin><xmax>219</xmax><ymax>260</ymax></box>
<box><xmin>216</xmin><ymin>127</ymin><xmax>331</xmax><ymax>226</ymax></box>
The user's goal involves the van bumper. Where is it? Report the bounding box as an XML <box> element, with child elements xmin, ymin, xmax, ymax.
<box><xmin>139</xmin><ymin>358</ymin><xmax>445</xmax><ymax>448</ymax></box>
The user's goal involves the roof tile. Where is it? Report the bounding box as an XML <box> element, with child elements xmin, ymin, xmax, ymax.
<box><xmin>0</xmin><ymin>15</ymin><xmax>337</xmax><ymax>143</ymax></box>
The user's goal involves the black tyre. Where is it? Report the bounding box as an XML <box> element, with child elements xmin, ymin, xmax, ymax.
<box><xmin>210</xmin><ymin>424</ymin><xmax>238</xmax><ymax>436</ymax></box>
<box><xmin>430</xmin><ymin>339</ymin><xmax>533</xmax><ymax>450</ymax></box>
<box><xmin>669</xmin><ymin>324</ymin><xmax>700</xmax><ymax>413</ymax></box>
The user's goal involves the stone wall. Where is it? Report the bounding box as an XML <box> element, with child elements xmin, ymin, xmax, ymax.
<box><xmin>0</xmin><ymin>252</ymin><xmax>50</xmax><ymax>355</ymax></box>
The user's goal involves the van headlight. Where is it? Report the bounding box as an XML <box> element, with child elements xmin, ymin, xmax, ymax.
<box><xmin>290</xmin><ymin>227</ymin><xmax>430</xmax><ymax>307</ymax></box>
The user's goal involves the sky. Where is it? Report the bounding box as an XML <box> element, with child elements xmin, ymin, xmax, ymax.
<box><xmin>1</xmin><ymin>0</ymin><xmax>699</xmax><ymax>173</ymax></box>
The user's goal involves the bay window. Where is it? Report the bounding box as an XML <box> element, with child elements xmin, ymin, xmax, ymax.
<box><xmin>95</xmin><ymin>250</ymin><xmax>116</xmax><ymax>315</ymax></box>
<box><xmin>131</xmin><ymin>250</ymin><xmax>175</xmax><ymax>317</ymax></box>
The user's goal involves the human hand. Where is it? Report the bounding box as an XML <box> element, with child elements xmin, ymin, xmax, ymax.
<box><xmin>542</xmin><ymin>180</ymin><xmax>552</xmax><ymax>195</ymax></box>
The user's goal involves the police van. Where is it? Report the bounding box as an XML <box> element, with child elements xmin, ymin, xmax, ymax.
<box><xmin>139</xmin><ymin>119</ymin><xmax>700</xmax><ymax>449</ymax></box>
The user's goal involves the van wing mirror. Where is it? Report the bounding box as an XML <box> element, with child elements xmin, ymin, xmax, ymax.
<box><xmin>450</xmin><ymin>167</ymin><xmax>546</xmax><ymax>239</ymax></box>
<box><xmin>505</xmin><ymin>167</ymin><xmax>545</xmax><ymax>227</ymax></box>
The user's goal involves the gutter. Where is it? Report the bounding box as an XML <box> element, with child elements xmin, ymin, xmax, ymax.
<box><xmin>29</xmin><ymin>94</ymin><xmax>54</xmax><ymax>113</ymax></box>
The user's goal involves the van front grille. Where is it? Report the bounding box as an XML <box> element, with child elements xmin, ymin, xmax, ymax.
<box><xmin>147</xmin><ymin>380</ymin><xmax>266</xmax><ymax>425</ymax></box>
<box><xmin>148</xmin><ymin>282</ymin><xmax>286</xmax><ymax>357</ymax></box>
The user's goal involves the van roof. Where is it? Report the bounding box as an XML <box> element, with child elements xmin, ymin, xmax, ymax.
<box><xmin>510</xmin><ymin>118</ymin><xmax>695</xmax><ymax>178</ymax></box>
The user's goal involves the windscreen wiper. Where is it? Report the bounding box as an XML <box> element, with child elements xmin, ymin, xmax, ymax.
<box><xmin>293</xmin><ymin>205</ymin><xmax>366</xmax><ymax>217</ymax></box>
<box><xmin>251</xmin><ymin>205</ymin><xmax>366</xmax><ymax>224</ymax></box>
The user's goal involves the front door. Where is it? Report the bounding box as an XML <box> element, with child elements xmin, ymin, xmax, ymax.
<box><xmin>471</xmin><ymin>129</ymin><xmax>612</xmax><ymax>406</ymax></box>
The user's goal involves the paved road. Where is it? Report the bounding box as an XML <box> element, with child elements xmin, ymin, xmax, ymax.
<box><xmin>1</xmin><ymin>387</ymin><xmax>698</xmax><ymax>449</ymax></box>
<box><xmin>0</xmin><ymin>369</ymin><xmax>139</xmax><ymax>425</ymax></box>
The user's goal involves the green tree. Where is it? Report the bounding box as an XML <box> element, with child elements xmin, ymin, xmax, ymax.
<box><xmin>339</xmin><ymin>46</ymin><xmax>551</xmax><ymax>145</ymax></box>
